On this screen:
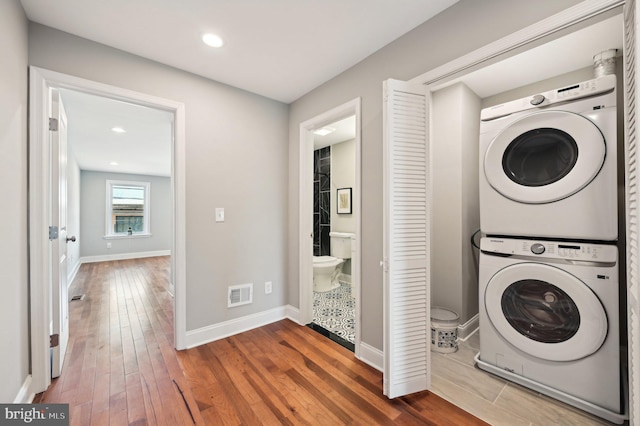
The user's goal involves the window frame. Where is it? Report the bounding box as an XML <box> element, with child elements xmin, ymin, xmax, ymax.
<box><xmin>104</xmin><ymin>179</ymin><xmax>151</xmax><ymax>238</ymax></box>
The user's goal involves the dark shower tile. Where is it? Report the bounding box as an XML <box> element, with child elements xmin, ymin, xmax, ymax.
<box><xmin>320</xmin><ymin>225</ymin><xmax>330</xmax><ymax>256</ymax></box>
<box><xmin>314</xmin><ymin>181</ymin><xmax>320</xmax><ymax>212</ymax></box>
<box><xmin>319</xmin><ymin>146</ymin><xmax>331</xmax><ymax>159</ymax></box>
<box><xmin>314</xmin><ymin>213</ymin><xmax>320</xmax><ymax>245</ymax></box>
<box><xmin>320</xmin><ymin>191</ymin><xmax>330</xmax><ymax>224</ymax></box>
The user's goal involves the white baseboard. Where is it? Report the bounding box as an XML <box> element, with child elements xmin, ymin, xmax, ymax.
<box><xmin>14</xmin><ymin>375</ymin><xmax>34</xmax><ymax>403</ymax></box>
<box><xmin>457</xmin><ymin>313</ymin><xmax>479</xmax><ymax>341</ymax></box>
<box><xmin>80</xmin><ymin>250</ymin><xmax>171</xmax><ymax>264</ymax></box>
<box><xmin>358</xmin><ymin>342</ymin><xmax>383</xmax><ymax>372</ymax></box>
<box><xmin>185</xmin><ymin>305</ymin><xmax>299</xmax><ymax>349</ymax></box>
<box><xmin>284</xmin><ymin>305</ymin><xmax>301</xmax><ymax>324</ymax></box>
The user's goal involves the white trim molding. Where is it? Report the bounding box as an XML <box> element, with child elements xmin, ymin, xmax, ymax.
<box><xmin>358</xmin><ymin>342</ymin><xmax>384</xmax><ymax>372</ymax></box>
<box><xmin>28</xmin><ymin>66</ymin><xmax>187</xmax><ymax>394</ymax></box>
<box><xmin>410</xmin><ymin>0</ymin><xmax>624</xmax><ymax>88</ymax></box>
<box><xmin>80</xmin><ymin>250</ymin><xmax>171</xmax><ymax>264</ymax></box>
<box><xmin>298</xmin><ymin>97</ymin><xmax>362</xmax><ymax>355</ymax></box>
<box><xmin>185</xmin><ymin>305</ymin><xmax>299</xmax><ymax>348</ymax></box>
<box><xmin>14</xmin><ymin>375</ymin><xmax>34</xmax><ymax>404</ymax></box>
<box><xmin>457</xmin><ymin>314</ymin><xmax>479</xmax><ymax>341</ymax></box>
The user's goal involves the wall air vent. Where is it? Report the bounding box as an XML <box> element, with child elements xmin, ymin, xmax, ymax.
<box><xmin>228</xmin><ymin>283</ymin><xmax>253</xmax><ymax>308</ymax></box>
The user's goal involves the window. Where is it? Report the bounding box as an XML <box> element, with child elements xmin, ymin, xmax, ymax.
<box><xmin>105</xmin><ymin>180</ymin><xmax>150</xmax><ymax>237</ymax></box>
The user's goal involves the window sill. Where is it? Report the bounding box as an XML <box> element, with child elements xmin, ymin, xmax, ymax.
<box><xmin>104</xmin><ymin>233</ymin><xmax>152</xmax><ymax>240</ymax></box>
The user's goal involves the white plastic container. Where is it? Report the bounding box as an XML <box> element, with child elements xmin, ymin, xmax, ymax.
<box><xmin>431</xmin><ymin>307</ymin><xmax>459</xmax><ymax>353</ymax></box>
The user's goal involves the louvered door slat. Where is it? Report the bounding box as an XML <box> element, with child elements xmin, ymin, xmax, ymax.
<box><xmin>383</xmin><ymin>79</ymin><xmax>430</xmax><ymax>399</ymax></box>
<box><xmin>625</xmin><ymin>1</ymin><xmax>640</xmax><ymax>423</ymax></box>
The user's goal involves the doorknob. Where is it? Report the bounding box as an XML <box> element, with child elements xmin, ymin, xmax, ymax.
<box><xmin>66</xmin><ymin>236</ymin><xmax>77</xmax><ymax>243</ymax></box>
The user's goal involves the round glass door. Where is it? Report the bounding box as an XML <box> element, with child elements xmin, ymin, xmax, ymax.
<box><xmin>485</xmin><ymin>263</ymin><xmax>607</xmax><ymax>361</ymax></box>
<box><xmin>484</xmin><ymin>111</ymin><xmax>606</xmax><ymax>204</ymax></box>
<box><xmin>501</xmin><ymin>279</ymin><xmax>580</xmax><ymax>343</ymax></box>
<box><xmin>502</xmin><ymin>128</ymin><xmax>578</xmax><ymax>187</ymax></box>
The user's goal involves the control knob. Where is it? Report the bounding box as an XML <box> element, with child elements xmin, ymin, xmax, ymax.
<box><xmin>530</xmin><ymin>94</ymin><xmax>545</xmax><ymax>105</ymax></box>
<box><xmin>531</xmin><ymin>243</ymin><xmax>545</xmax><ymax>255</ymax></box>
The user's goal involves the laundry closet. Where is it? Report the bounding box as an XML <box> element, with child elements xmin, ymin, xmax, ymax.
<box><xmin>428</xmin><ymin>12</ymin><xmax>627</xmax><ymax>424</ymax></box>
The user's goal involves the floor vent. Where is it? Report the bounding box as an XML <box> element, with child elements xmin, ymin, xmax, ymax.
<box><xmin>70</xmin><ymin>294</ymin><xmax>85</xmax><ymax>301</ymax></box>
<box><xmin>228</xmin><ymin>283</ymin><xmax>253</xmax><ymax>308</ymax></box>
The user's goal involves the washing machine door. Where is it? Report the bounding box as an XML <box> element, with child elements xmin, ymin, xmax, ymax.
<box><xmin>484</xmin><ymin>111</ymin><xmax>606</xmax><ymax>204</ymax></box>
<box><xmin>485</xmin><ymin>262</ymin><xmax>607</xmax><ymax>361</ymax></box>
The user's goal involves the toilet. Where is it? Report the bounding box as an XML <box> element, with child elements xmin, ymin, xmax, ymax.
<box><xmin>313</xmin><ymin>232</ymin><xmax>354</xmax><ymax>292</ymax></box>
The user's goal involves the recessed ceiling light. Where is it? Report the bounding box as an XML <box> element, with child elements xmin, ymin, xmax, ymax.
<box><xmin>313</xmin><ymin>127</ymin><xmax>336</xmax><ymax>136</ymax></box>
<box><xmin>202</xmin><ymin>33</ymin><xmax>224</xmax><ymax>48</ymax></box>
<box><xmin>111</xmin><ymin>127</ymin><xmax>126</xmax><ymax>133</ymax></box>
<box><xmin>109</xmin><ymin>161</ymin><xmax>119</xmax><ymax>166</ymax></box>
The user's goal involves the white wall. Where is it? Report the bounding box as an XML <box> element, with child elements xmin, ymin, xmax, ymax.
<box><xmin>0</xmin><ymin>0</ymin><xmax>30</xmax><ymax>403</ymax></box>
<box><xmin>330</xmin><ymin>138</ymin><xmax>356</xmax><ymax>234</ymax></box>
<box><xmin>431</xmin><ymin>83</ymin><xmax>481</xmax><ymax>324</ymax></box>
<box><xmin>288</xmin><ymin>0</ymin><xmax>583</xmax><ymax>350</ymax></box>
<box><xmin>80</xmin><ymin>171</ymin><xmax>171</xmax><ymax>258</ymax></box>
<box><xmin>28</xmin><ymin>23</ymin><xmax>290</xmax><ymax>331</ymax></box>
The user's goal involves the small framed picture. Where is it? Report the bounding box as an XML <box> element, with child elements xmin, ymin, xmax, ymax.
<box><xmin>337</xmin><ymin>188</ymin><xmax>352</xmax><ymax>214</ymax></box>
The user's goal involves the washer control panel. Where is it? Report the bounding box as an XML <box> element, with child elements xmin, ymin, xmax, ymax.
<box><xmin>481</xmin><ymin>237</ymin><xmax>617</xmax><ymax>263</ymax></box>
<box><xmin>481</xmin><ymin>74</ymin><xmax>615</xmax><ymax>121</ymax></box>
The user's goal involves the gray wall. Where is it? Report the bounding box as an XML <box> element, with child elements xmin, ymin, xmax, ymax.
<box><xmin>80</xmin><ymin>171</ymin><xmax>171</xmax><ymax>258</ymax></box>
<box><xmin>288</xmin><ymin>0</ymin><xmax>583</xmax><ymax>351</ymax></box>
<box><xmin>0</xmin><ymin>0</ymin><xmax>29</xmax><ymax>403</ymax></box>
<box><xmin>28</xmin><ymin>23</ymin><xmax>290</xmax><ymax>331</ymax></box>
<box><xmin>331</xmin><ymin>139</ymin><xmax>356</xmax><ymax>234</ymax></box>
<box><xmin>431</xmin><ymin>83</ymin><xmax>481</xmax><ymax>324</ymax></box>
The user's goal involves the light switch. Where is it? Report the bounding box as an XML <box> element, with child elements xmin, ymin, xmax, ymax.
<box><xmin>215</xmin><ymin>208</ymin><xmax>225</xmax><ymax>222</ymax></box>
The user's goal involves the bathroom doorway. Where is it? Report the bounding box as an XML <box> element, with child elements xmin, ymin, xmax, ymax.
<box><xmin>298</xmin><ymin>99</ymin><xmax>361</xmax><ymax>355</ymax></box>
<box><xmin>309</xmin><ymin>115</ymin><xmax>357</xmax><ymax>350</ymax></box>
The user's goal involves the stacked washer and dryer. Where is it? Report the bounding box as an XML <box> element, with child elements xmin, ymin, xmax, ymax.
<box><xmin>476</xmin><ymin>74</ymin><xmax>626</xmax><ymax>424</ymax></box>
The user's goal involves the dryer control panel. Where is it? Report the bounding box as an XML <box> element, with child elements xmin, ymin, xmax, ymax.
<box><xmin>481</xmin><ymin>74</ymin><xmax>616</xmax><ymax>121</ymax></box>
<box><xmin>481</xmin><ymin>237</ymin><xmax>617</xmax><ymax>263</ymax></box>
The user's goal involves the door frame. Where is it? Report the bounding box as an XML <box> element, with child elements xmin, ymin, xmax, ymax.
<box><xmin>28</xmin><ymin>66</ymin><xmax>187</xmax><ymax>394</ymax></box>
<box><xmin>298</xmin><ymin>98</ymin><xmax>362</xmax><ymax>355</ymax></box>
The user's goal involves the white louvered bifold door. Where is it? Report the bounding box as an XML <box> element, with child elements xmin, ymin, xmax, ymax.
<box><xmin>382</xmin><ymin>79</ymin><xmax>430</xmax><ymax>399</ymax></box>
<box><xmin>624</xmin><ymin>0</ymin><xmax>640</xmax><ymax>423</ymax></box>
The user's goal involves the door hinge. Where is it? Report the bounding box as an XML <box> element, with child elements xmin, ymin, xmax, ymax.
<box><xmin>50</xmin><ymin>334</ymin><xmax>59</xmax><ymax>348</ymax></box>
<box><xmin>49</xmin><ymin>117</ymin><xmax>58</xmax><ymax>131</ymax></box>
<box><xmin>49</xmin><ymin>226</ymin><xmax>59</xmax><ymax>240</ymax></box>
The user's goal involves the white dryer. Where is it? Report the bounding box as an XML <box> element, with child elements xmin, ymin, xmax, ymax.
<box><xmin>479</xmin><ymin>75</ymin><xmax>617</xmax><ymax>241</ymax></box>
<box><xmin>476</xmin><ymin>237</ymin><xmax>625</xmax><ymax>424</ymax></box>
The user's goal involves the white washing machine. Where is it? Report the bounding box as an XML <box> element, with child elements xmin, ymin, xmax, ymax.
<box><xmin>476</xmin><ymin>237</ymin><xmax>625</xmax><ymax>424</ymax></box>
<box><xmin>479</xmin><ymin>75</ymin><xmax>617</xmax><ymax>241</ymax></box>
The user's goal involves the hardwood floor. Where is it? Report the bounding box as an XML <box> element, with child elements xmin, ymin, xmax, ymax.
<box><xmin>37</xmin><ymin>257</ymin><xmax>487</xmax><ymax>425</ymax></box>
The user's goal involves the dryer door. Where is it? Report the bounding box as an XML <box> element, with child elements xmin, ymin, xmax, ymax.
<box><xmin>484</xmin><ymin>111</ymin><xmax>606</xmax><ymax>204</ymax></box>
<box><xmin>485</xmin><ymin>262</ymin><xmax>607</xmax><ymax>361</ymax></box>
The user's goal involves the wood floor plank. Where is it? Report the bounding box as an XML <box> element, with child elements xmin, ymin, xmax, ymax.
<box><xmin>38</xmin><ymin>256</ymin><xmax>486</xmax><ymax>425</ymax></box>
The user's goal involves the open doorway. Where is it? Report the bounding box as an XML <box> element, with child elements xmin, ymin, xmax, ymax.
<box><xmin>298</xmin><ymin>98</ymin><xmax>361</xmax><ymax>355</ymax></box>
<box><xmin>412</xmin><ymin>8</ymin><xmax>627</xmax><ymax>425</ymax></box>
<box><xmin>308</xmin><ymin>115</ymin><xmax>357</xmax><ymax>351</ymax></box>
<box><xmin>28</xmin><ymin>67</ymin><xmax>186</xmax><ymax>394</ymax></box>
<box><xmin>59</xmin><ymin>89</ymin><xmax>173</xmax><ymax>287</ymax></box>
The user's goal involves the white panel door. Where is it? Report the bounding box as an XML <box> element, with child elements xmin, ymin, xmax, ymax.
<box><xmin>50</xmin><ymin>89</ymin><xmax>70</xmax><ymax>378</ymax></box>
<box><xmin>382</xmin><ymin>79</ymin><xmax>430</xmax><ymax>398</ymax></box>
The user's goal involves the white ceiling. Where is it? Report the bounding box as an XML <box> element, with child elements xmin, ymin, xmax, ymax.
<box><xmin>314</xmin><ymin>115</ymin><xmax>356</xmax><ymax>149</ymax></box>
<box><xmin>20</xmin><ymin>0</ymin><xmax>459</xmax><ymax>104</ymax></box>
<box><xmin>60</xmin><ymin>90</ymin><xmax>173</xmax><ymax>177</ymax></box>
